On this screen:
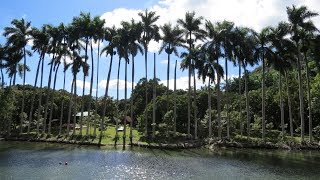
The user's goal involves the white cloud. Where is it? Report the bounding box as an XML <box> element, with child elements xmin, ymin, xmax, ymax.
<box><xmin>160</xmin><ymin>76</ymin><xmax>207</xmax><ymax>90</ymax></box>
<box><xmin>148</xmin><ymin>39</ymin><xmax>162</xmax><ymax>53</ymax></box>
<box><xmin>160</xmin><ymin>59</ymin><xmax>168</xmax><ymax>64</ymax></box>
<box><xmin>76</xmin><ymin>80</ymin><xmax>91</xmax><ymax>90</ymax></box>
<box><xmin>160</xmin><ymin>73</ymin><xmax>238</xmax><ymax>90</ymax></box>
<box><xmin>98</xmin><ymin>79</ymin><xmax>135</xmax><ymax>90</ymax></box>
<box><xmin>100</xmin><ymin>0</ymin><xmax>320</xmax><ymax>34</ymax></box>
<box><xmin>100</xmin><ymin>8</ymin><xmax>141</xmax><ymax>28</ymax></box>
<box><xmin>98</xmin><ymin>0</ymin><xmax>319</xmax><ymax>56</ymax></box>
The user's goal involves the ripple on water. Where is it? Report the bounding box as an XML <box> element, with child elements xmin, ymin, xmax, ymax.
<box><xmin>0</xmin><ymin>141</ymin><xmax>320</xmax><ymax>179</ymax></box>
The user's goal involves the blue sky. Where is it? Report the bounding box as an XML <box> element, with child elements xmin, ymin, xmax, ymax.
<box><xmin>1</xmin><ymin>0</ymin><xmax>319</xmax><ymax>99</ymax></box>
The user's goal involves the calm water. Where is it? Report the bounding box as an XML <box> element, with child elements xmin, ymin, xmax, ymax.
<box><xmin>0</xmin><ymin>141</ymin><xmax>320</xmax><ymax>179</ymax></box>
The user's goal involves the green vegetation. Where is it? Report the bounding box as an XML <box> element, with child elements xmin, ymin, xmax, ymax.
<box><xmin>0</xmin><ymin>5</ymin><xmax>320</xmax><ymax>148</ymax></box>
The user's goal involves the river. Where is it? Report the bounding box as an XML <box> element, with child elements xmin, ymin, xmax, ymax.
<box><xmin>0</xmin><ymin>141</ymin><xmax>319</xmax><ymax>179</ymax></box>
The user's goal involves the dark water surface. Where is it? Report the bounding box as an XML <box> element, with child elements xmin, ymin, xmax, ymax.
<box><xmin>0</xmin><ymin>141</ymin><xmax>320</xmax><ymax>179</ymax></box>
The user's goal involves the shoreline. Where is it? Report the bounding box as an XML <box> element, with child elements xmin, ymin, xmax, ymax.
<box><xmin>2</xmin><ymin>137</ymin><xmax>320</xmax><ymax>151</ymax></box>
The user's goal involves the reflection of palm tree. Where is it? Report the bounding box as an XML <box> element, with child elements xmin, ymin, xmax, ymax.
<box><xmin>138</xmin><ymin>10</ymin><xmax>160</xmax><ymax>138</ymax></box>
<box><xmin>3</xmin><ymin>18</ymin><xmax>32</xmax><ymax>134</ymax></box>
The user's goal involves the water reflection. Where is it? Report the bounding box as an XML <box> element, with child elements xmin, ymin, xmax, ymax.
<box><xmin>0</xmin><ymin>141</ymin><xmax>320</xmax><ymax>179</ymax></box>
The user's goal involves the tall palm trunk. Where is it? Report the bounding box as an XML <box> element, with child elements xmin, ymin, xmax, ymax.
<box><xmin>123</xmin><ymin>58</ymin><xmax>128</xmax><ymax>148</ymax></box>
<box><xmin>48</xmin><ymin>63</ymin><xmax>60</xmax><ymax>135</ymax></box>
<box><xmin>152</xmin><ymin>53</ymin><xmax>156</xmax><ymax>139</ymax></box>
<box><xmin>0</xmin><ymin>60</ymin><xmax>4</xmax><ymax>89</ymax></box>
<box><xmin>13</xmin><ymin>66</ymin><xmax>17</xmax><ymax>86</ymax></box>
<box><xmin>173</xmin><ymin>60</ymin><xmax>177</xmax><ymax>136</ymax></box>
<box><xmin>187</xmin><ymin>31</ymin><xmax>192</xmax><ymax>139</ymax></box>
<box><xmin>72</xmin><ymin>75</ymin><xmax>78</xmax><ymax>136</ymax></box>
<box><xmin>66</xmin><ymin>78</ymin><xmax>74</xmax><ymax>137</ymax></box>
<box><xmin>297</xmin><ymin>45</ymin><xmax>305</xmax><ymax>142</ymax></box>
<box><xmin>99</xmin><ymin>54</ymin><xmax>114</xmax><ymax>145</ymax></box>
<box><xmin>130</xmin><ymin>55</ymin><xmax>135</xmax><ymax>145</ymax></box>
<box><xmin>285</xmin><ymin>71</ymin><xmax>294</xmax><ymax>138</ymax></box>
<box><xmin>80</xmin><ymin>40</ymin><xmax>89</xmax><ymax>136</ymax></box>
<box><xmin>166</xmin><ymin>45</ymin><xmax>170</xmax><ymax>112</ymax></box>
<box><xmin>36</xmin><ymin>56</ymin><xmax>45</xmax><ymax>134</ymax></box>
<box><xmin>245</xmin><ymin>68</ymin><xmax>250</xmax><ymax>138</ymax></box>
<box><xmin>19</xmin><ymin>47</ymin><xmax>27</xmax><ymax>134</ymax></box>
<box><xmin>27</xmin><ymin>57</ymin><xmax>42</xmax><ymax>134</ymax></box>
<box><xmin>217</xmin><ymin>75</ymin><xmax>222</xmax><ymax>139</ymax></box>
<box><xmin>115</xmin><ymin>57</ymin><xmax>121</xmax><ymax>144</ymax></box>
<box><xmin>208</xmin><ymin>79</ymin><xmax>212</xmax><ymax>137</ymax></box>
<box><xmin>225</xmin><ymin>57</ymin><xmax>230</xmax><ymax>139</ymax></box>
<box><xmin>262</xmin><ymin>56</ymin><xmax>266</xmax><ymax>140</ymax></box>
<box><xmin>238</xmin><ymin>62</ymin><xmax>243</xmax><ymax>135</ymax></box>
<box><xmin>279</xmin><ymin>72</ymin><xmax>285</xmax><ymax>139</ymax></box>
<box><xmin>144</xmin><ymin>46</ymin><xmax>148</xmax><ymax>138</ymax></box>
<box><xmin>43</xmin><ymin>55</ymin><xmax>55</xmax><ymax>134</ymax></box>
<box><xmin>93</xmin><ymin>42</ymin><xmax>100</xmax><ymax>137</ymax></box>
<box><xmin>58</xmin><ymin>69</ymin><xmax>66</xmax><ymax>136</ymax></box>
<box><xmin>86</xmin><ymin>42</ymin><xmax>95</xmax><ymax>136</ymax></box>
<box><xmin>187</xmin><ymin>65</ymin><xmax>191</xmax><ymax>139</ymax></box>
<box><xmin>193</xmin><ymin>70</ymin><xmax>197</xmax><ymax>139</ymax></box>
<box><xmin>304</xmin><ymin>53</ymin><xmax>312</xmax><ymax>142</ymax></box>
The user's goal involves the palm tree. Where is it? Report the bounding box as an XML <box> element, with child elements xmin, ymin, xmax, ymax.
<box><xmin>253</xmin><ymin>27</ymin><xmax>274</xmax><ymax>140</ymax></box>
<box><xmin>123</xmin><ymin>19</ymin><xmax>143</xmax><ymax>145</ymax></box>
<box><xmin>65</xmin><ymin>24</ymin><xmax>83</xmax><ymax>136</ymax></box>
<box><xmin>215</xmin><ymin>20</ymin><xmax>235</xmax><ymax>139</ymax></box>
<box><xmin>100</xmin><ymin>26</ymin><xmax>117</xmax><ymax>145</ymax></box>
<box><xmin>233</xmin><ymin>27</ymin><xmax>257</xmax><ymax>138</ymax></box>
<box><xmin>58</xmin><ymin>55</ymin><xmax>70</xmax><ymax>136</ymax></box>
<box><xmin>72</xmin><ymin>12</ymin><xmax>91</xmax><ymax>136</ymax></box>
<box><xmin>286</xmin><ymin>5</ymin><xmax>318</xmax><ymax>142</ymax></box>
<box><xmin>42</xmin><ymin>25</ymin><xmax>63</xmax><ymax>135</ymax></box>
<box><xmin>28</xmin><ymin>26</ymin><xmax>50</xmax><ymax>134</ymax></box>
<box><xmin>177</xmin><ymin>11</ymin><xmax>205</xmax><ymax>139</ymax></box>
<box><xmin>47</xmin><ymin>23</ymin><xmax>67</xmax><ymax>135</ymax></box>
<box><xmin>300</xmin><ymin>31</ymin><xmax>318</xmax><ymax>142</ymax></box>
<box><xmin>138</xmin><ymin>9</ymin><xmax>160</xmax><ymax>138</ymax></box>
<box><xmin>2</xmin><ymin>47</ymin><xmax>29</xmax><ymax>86</ymax></box>
<box><xmin>113</xmin><ymin>25</ymin><xmax>130</xmax><ymax>145</ymax></box>
<box><xmin>197</xmin><ymin>43</ymin><xmax>224</xmax><ymax>138</ymax></box>
<box><xmin>88</xmin><ymin>16</ymin><xmax>105</xmax><ymax>136</ymax></box>
<box><xmin>159</xmin><ymin>23</ymin><xmax>185</xmax><ymax>114</ymax></box>
<box><xmin>173</xmin><ymin>60</ymin><xmax>177</xmax><ymax>135</ymax></box>
<box><xmin>3</xmin><ymin>18</ymin><xmax>32</xmax><ymax>134</ymax></box>
<box><xmin>0</xmin><ymin>45</ymin><xmax>5</xmax><ymax>89</ymax></box>
<box><xmin>91</xmin><ymin>17</ymin><xmax>105</xmax><ymax>137</ymax></box>
<box><xmin>181</xmin><ymin>45</ymin><xmax>204</xmax><ymax>138</ymax></box>
<box><xmin>268</xmin><ymin>22</ymin><xmax>294</xmax><ymax>139</ymax></box>
<box><xmin>204</xmin><ymin>20</ymin><xmax>225</xmax><ymax>139</ymax></box>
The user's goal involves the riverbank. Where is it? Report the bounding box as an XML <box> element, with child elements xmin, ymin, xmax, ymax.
<box><xmin>1</xmin><ymin>136</ymin><xmax>205</xmax><ymax>149</ymax></box>
<box><xmin>206</xmin><ymin>138</ymin><xmax>320</xmax><ymax>150</ymax></box>
<box><xmin>2</xmin><ymin>136</ymin><xmax>320</xmax><ymax>150</ymax></box>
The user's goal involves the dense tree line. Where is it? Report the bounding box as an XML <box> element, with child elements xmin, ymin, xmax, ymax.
<box><xmin>0</xmin><ymin>5</ymin><xmax>319</xmax><ymax>144</ymax></box>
